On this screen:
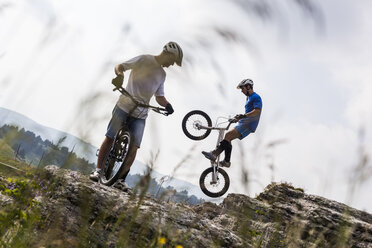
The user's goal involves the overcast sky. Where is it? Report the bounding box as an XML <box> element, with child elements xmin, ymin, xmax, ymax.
<box><xmin>1</xmin><ymin>0</ymin><xmax>372</xmax><ymax>212</ymax></box>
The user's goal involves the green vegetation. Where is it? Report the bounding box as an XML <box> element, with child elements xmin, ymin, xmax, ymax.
<box><xmin>0</xmin><ymin>139</ymin><xmax>14</xmax><ymax>158</ymax></box>
<box><xmin>0</xmin><ymin>167</ymin><xmax>57</xmax><ymax>247</ymax></box>
<box><xmin>0</xmin><ymin>141</ymin><xmax>30</xmax><ymax>177</ymax></box>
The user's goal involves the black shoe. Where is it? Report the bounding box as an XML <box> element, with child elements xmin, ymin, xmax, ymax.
<box><xmin>219</xmin><ymin>161</ymin><xmax>231</xmax><ymax>168</ymax></box>
<box><xmin>202</xmin><ymin>151</ymin><xmax>217</xmax><ymax>161</ymax></box>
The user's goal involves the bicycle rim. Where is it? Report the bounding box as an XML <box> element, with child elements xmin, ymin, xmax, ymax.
<box><xmin>199</xmin><ymin>167</ymin><xmax>230</xmax><ymax>198</ymax></box>
<box><xmin>182</xmin><ymin>110</ymin><xmax>212</xmax><ymax>140</ymax></box>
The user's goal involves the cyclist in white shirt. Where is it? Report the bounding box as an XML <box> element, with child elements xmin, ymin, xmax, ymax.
<box><xmin>90</xmin><ymin>42</ymin><xmax>183</xmax><ymax>189</ymax></box>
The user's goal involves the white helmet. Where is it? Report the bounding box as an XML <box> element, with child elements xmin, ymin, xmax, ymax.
<box><xmin>163</xmin><ymin>41</ymin><xmax>183</xmax><ymax>66</ymax></box>
<box><xmin>237</xmin><ymin>79</ymin><xmax>254</xmax><ymax>89</ymax></box>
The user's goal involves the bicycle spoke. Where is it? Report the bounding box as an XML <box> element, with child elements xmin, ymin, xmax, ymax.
<box><xmin>203</xmin><ymin>172</ymin><xmax>226</xmax><ymax>193</ymax></box>
<box><xmin>199</xmin><ymin>167</ymin><xmax>230</xmax><ymax>197</ymax></box>
<box><xmin>185</xmin><ymin>115</ymin><xmax>208</xmax><ymax>137</ymax></box>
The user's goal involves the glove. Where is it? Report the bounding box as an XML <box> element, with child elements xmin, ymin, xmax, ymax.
<box><xmin>112</xmin><ymin>75</ymin><xmax>124</xmax><ymax>88</ymax></box>
<box><xmin>165</xmin><ymin>103</ymin><xmax>174</xmax><ymax>115</ymax></box>
<box><xmin>234</xmin><ymin>114</ymin><xmax>245</xmax><ymax>120</ymax></box>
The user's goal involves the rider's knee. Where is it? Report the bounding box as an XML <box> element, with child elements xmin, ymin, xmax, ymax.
<box><xmin>225</xmin><ymin>129</ymin><xmax>240</xmax><ymax>141</ymax></box>
<box><xmin>224</xmin><ymin>133</ymin><xmax>234</xmax><ymax>142</ymax></box>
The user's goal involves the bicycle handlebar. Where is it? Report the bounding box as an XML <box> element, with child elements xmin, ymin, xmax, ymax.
<box><xmin>198</xmin><ymin>118</ymin><xmax>237</xmax><ymax>131</ymax></box>
<box><xmin>113</xmin><ymin>86</ymin><xmax>169</xmax><ymax>116</ymax></box>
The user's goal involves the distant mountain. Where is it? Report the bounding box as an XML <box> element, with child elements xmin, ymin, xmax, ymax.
<box><xmin>0</xmin><ymin>107</ymin><xmax>97</xmax><ymax>164</ymax></box>
<box><xmin>0</xmin><ymin>106</ymin><xmax>214</xmax><ymax>201</ymax></box>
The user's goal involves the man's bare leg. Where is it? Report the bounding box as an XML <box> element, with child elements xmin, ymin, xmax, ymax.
<box><xmin>119</xmin><ymin>146</ymin><xmax>138</xmax><ymax>181</ymax></box>
<box><xmin>224</xmin><ymin>128</ymin><xmax>241</xmax><ymax>142</ymax></box>
<box><xmin>97</xmin><ymin>136</ymin><xmax>114</xmax><ymax>169</ymax></box>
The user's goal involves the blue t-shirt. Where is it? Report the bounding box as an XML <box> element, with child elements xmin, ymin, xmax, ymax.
<box><xmin>238</xmin><ymin>92</ymin><xmax>262</xmax><ymax>132</ymax></box>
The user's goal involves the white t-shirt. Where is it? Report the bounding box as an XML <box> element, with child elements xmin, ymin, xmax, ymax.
<box><xmin>116</xmin><ymin>55</ymin><xmax>166</xmax><ymax>119</ymax></box>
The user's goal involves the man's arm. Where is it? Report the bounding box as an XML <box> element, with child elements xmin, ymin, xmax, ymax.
<box><xmin>155</xmin><ymin>96</ymin><xmax>170</xmax><ymax>107</ymax></box>
<box><xmin>235</xmin><ymin>108</ymin><xmax>261</xmax><ymax>121</ymax></box>
<box><xmin>156</xmin><ymin>96</ymin><xmax>174</xmax><ymax>114</ymax></box>
<box><xmin>115</xmin><ymin>64</ymin><xmax>125</xmax><ymax>76</ymax></box>
<box><xmin>245</xmin><ymin>108</ymin><xmax>261</xmax><ymax>117</ymax></box>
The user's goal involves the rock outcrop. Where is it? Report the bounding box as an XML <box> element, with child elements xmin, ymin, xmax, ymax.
<box><xmin>1</xmin><ymin>166</ymin><xmax>371</xmax><ymax>247</ymax></box>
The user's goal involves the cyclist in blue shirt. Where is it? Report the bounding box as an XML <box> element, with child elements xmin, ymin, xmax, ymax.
<box><xmin>202</xmin><ymin>79</ymin><xmax>262</xmax><ymax>167</ymax></box>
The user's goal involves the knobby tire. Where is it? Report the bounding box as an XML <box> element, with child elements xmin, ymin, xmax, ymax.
<box><xmin>100</xmin><ymin>128</ymin><xmax>135</xmax><ymax>186</ymax></box>
<box><xmin>199</xmin><ymin>167</ymin><xmax>230</xmax><ymax>198</ymax></box>
<box><xmin>182</xmin><ymin>110</ymin><xmax>212</xmax><ymax>140</ymax></box>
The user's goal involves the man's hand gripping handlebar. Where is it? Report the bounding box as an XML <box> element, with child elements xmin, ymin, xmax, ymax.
<box><xmin>112</xmin><ymin>75</ymin><xmax>124</xmax><ymax>89</ymax></box>
<box><xmin>226</xmin><ymin>114</ymin><xmax>245</xmax><ymax>124</ymax></box>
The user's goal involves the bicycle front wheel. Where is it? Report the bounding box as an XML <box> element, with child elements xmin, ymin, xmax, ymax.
<box><xmin>100</xmin><ymin>128</ymin><xmax>134</xmax><ymax>186</ymax></box>
<box><xmin>199</xmin><ymin>167</ymin><xmax>230</xmax><ymax>198</ymax></box>
<box><xmin>182</xmin><ymin>110</ymin><xmax>212</xmax><ymax>140</ymax></box>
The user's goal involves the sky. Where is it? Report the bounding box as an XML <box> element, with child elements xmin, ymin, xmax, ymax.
<box><xmin>1</xmin><ymin>0</ymin><xmax>372</xmax><ymax>212</ymax></box>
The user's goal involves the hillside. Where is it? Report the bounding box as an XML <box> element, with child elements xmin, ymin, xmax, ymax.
<box><xmin>0</xmin><ymin>139</ymin><xmax>14</xmax><ymax>158</ymax></box>
<box><xmin>0</xmin><ymin>107</ymin><xmax>97</xmax><ymax>163</ymax></box>
<box><xmin>1</xmin><ymin>166</ymin><xmax>371</xmax><ymax>247</ymax></box>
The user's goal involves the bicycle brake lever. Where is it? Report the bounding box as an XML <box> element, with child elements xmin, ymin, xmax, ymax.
<box><xmin>113</xmin><ymin>86</ymin><xmax>122</xmax><ymax>91</ymax></box>
<box><xmin>152</xmin><ymin>108</ymin><xmax>169</xmax><ymax>116</ymax></box>
<box><xmin>113</xmin><ymin>86</ymin><xmax>125</xmax><ymax>93</ymax></box>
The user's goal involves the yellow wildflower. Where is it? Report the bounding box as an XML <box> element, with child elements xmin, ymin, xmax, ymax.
<box><xmin>158</xmin><ymin>237</ymin><xmax>166</xmax><ymax>245</ymax></box>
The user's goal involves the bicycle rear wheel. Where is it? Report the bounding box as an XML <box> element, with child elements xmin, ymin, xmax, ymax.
<box><xmin>182</xmin><ymin>110</ymin><xmax>212</xmax><ymax>140</ymax></box>
<box><xmin>199</xmin><ymin>167</ymin><xmax>230</xmax><ymax>198</ymax></box>
<box><xmin>100</xmin><ymin>128</ymin><xmax>134</xmax><ymax>186</ymax></box>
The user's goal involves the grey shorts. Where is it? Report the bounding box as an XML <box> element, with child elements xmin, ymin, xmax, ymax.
<box><xmin>106</xmin><ymin>105</ymin><xmax>146</xmax><ymax>147</ymax></box>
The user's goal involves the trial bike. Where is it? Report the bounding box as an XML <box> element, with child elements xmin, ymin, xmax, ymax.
<box><xmin>182</xmin><ymin>110</ymin><xmax>236</xmax><ymax>197</ymax></box>
<box><xmin>99</xmin><ymin>85</ymin><xmax>169</xmax><ymax>186</ymax></box>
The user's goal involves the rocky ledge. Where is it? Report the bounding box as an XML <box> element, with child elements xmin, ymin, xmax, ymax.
<box><xmin>0</xmin><ymin>165</ymin><xmax>371</xmax><ymax>247</ymax></box>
